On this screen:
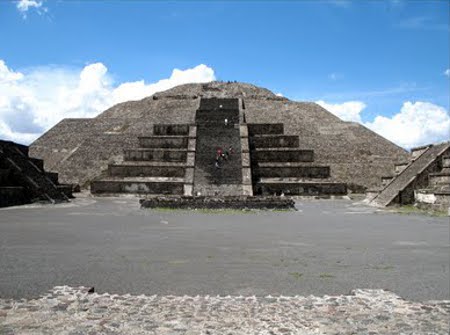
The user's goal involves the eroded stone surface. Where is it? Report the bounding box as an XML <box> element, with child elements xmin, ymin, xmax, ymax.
<box><xmin>1</xmin><ymin>286</ymin><xmax>449</xmax><ymax>334</ymax></box>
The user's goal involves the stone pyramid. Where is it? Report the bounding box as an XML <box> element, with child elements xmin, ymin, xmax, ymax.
<box><xmin>30</xmin><ymin>81</ymin><xmax>409</xmax><ymax>196</ymax></box>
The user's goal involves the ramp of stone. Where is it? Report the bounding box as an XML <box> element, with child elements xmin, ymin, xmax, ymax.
<box><xmin>371</xmin><ymin>142</ymin><xmax>450</xmax><ymax>207</ymax></box>
<box><xmin>193</xmin><ymin>98</ymin><xmax>242</xmax><ymax>196</ymax></box>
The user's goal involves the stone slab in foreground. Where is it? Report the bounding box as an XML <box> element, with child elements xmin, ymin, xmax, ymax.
<box><xmin>1</xmin><ymin>287</ymin><xmax>449</xmax><ymax>334</ymax></box>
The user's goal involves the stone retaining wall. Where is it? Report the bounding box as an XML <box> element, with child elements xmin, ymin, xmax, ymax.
<box><xmin>140</xmin><ymin>195</ymin><xmax>296</xmax><ymax>210</ymax></box>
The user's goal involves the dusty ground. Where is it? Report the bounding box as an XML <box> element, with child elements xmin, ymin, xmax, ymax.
<box><xmin>0</xmin><ymin>195</ymin><xmax>448</xmax><ymax>302</ymax></box>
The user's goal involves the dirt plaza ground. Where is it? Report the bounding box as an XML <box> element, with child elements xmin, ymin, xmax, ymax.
<box><xmin>1</xmin><ymin>196</ymin><xmax>449</xmax><ymax>334</ymax></box>
<box><xmin>0</xmin><ymin>195</ymin><xmax>448</xmax><ymax>302</ymax></box>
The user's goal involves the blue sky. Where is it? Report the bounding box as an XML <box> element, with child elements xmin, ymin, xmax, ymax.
<box><xmin>0</xmin><ymin>0</ymin><xmax>449</xmax><ymax>148</ymax></box>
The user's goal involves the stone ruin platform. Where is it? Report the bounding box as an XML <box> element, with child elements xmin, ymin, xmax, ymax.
<box><xmin>140</xmin><ymin>195</ymin><xmax>296</xmax><ymax>210</ymax></box>
<box><xmin>1</xmin><ymin>286</ymin><xmax>448</xmax><ymax>334</ymax></box>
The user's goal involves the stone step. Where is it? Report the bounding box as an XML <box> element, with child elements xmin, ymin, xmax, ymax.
<box><xmin>108</xmin><ymin>164</ymin><xmax>186</xmax><ymax>178</ymax></box>
<box><xmin>138</xmin><ymin>136</ymin><xmax>188</xmax><ymax>148</ymax></box>
<box><xmin>250</xmin><ymin>135</ymin><xmax>299</xmax><ymax>148</ymax></box>
<box><xmin>381</xmin><ymin>176</ymin><xmax>394</xmax><ymax>187</ymax></box>
<box><xmin>114</xmin><ymin>161</ymin><xmax>187</xmax><ymax>167</ymax></box>
<box><xmin>195</xmin><ymin>110</ymin><xmax>240</xmax><ymax>125</ymax></box>
<box><xmin>253</xmin><ymin>148</ymin><xmax>314</xmax><ymax>162</ymax></box>
<box><xmin>0</xmin><ymin>141</ymin><xmax>68</xmax><ymax>202</ymax></box>
<box><xmin>442</xmin><ymin>156</ymin><xmax>450</xmax><ymax>168</ymax></box>
<box><xmin>255</xmin><ymin>179</ymin><xmax>347</xmax><ymax>196</ymax></box>
<box><xmin>153</xmin><ymin>124</ymin><xmax>190</xmax><ymax>136</ymax></box>
<box><xmin>46</xmin><ymin>172</ymin><xmax>59</xmax><ymax>184</ymax></box>
<box><xmin>429</xmin><ymin>172</ymin><xmax>450</xmax><ymax>186</ymax></box>
<box><xmin>29</xmin><ymin>158</ymin><xmax>44</xmax><ymax>170</ymax></box>
<box><xmin>193</xmin><ymin>123</ymin><xmax>242</xmax><ymax>196</ymax></box>
<box><xmin>255</xmin><ymin>165</ymin><xmax>330</xmax><ymax>178</ymax></box>
<box><xmin>0</xmin><ymin>186</ymin><xmax>28</xmax><ymax>207</ymax></box>
<box><xmin>57</xmin><ymin>184</ymin><xmax>73</xmax><ymax>198</ymax></box>
<box><xmin>247</xmin><ymin>123</ymin><xmax>284</xmax><ymax>136</ymax></box>
<box><xmin>91</xmin><ymin>177</ymin><xmax>184</xmax><ymax>195</ymax></box>
<box><xmin>0</xmin><ymin>168</ymin><xmax>11</xmax><ymax>185</ymax></box>
<box><xmin>124</xmin><ymin>148</ymin><xmax>187</xmax><ymax>162</ymax></box>
<box><xmin>199</xmin><ymin>98</ymin><xmax>239</xmax><ymax>111</ymax></box>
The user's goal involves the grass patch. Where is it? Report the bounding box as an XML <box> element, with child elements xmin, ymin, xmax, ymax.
<box><xmin>288</xmin><ymin>272</ymin><xmax>303</xmax><ymax>280</ymax></box>
<box><xmin>391</xmin><ymin>205</ymin><xmax>447</xmax><ymax>217</ymax></box>
<box><xmin>319</xmin><ymin>273</ymin><xmax>335</xmax><ymax>279</ymax></box>
<box><xmin>369</xmin><ymin>265</ymin><xmax>394</xmax><ymax>270</ymax></box>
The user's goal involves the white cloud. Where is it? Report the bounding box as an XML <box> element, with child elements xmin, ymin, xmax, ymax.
<box><xmin>317</xmin><ymin>99</ymin><xmax>450</xmax><ymax>149</ymax></box>
<box><xmin>445</xmin><ymin>69</ymin><xmax>450</xmax><ymax>77</ymax></box>
<box><xmin>328</xmin><ymin>72</ymin><xmax>343</xmax><ymax>81</ymax></box>
<box><xmin>316</xmin><ymin>100</ymin><xmax>366</xmax><ymax>123</ymax></box>
<box><xmin>16</xmin><ymin>0</ymin><xmax>46</xmax><ymax>18</ymax></box>
<box><xmin>364</xmin><ymin>101</ymin><xmax>450</xmax><ymax>149</ymax></box>
<box><xmin>275</xmin><ymin>93</ymin><xmax>283</xmax><ymax>97</ymax></box>
<box><xmin>0</xmin><ymin>59</ymin><xmax>215</xmax><ymax>144</ymax></box>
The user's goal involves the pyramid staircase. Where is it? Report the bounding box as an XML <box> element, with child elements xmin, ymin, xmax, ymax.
<box><xmin>192</xmin><ymin>98</ymin><xmax>245</xmax><ymax>196</ymax></box>
<box><xmin>90</xmin><ymin>98</ymin><xmax>347</xmax><ymax>198</ymax></box>
<box><xmin>0</xmin><ymin>140</ymin><xmax>71</xmax><ymax>207</ymax></box>
<box><xmin>247</xmin><ymin>124</ymin><xmax>347</xmax><ymax>196</ymax></box>
<box><xmin>91</xmin><ymin>124</ymin><xmax>196</xmax><ymax>196</ymax></box>
<box><xmin>370</xmin><ymin>142</ymin><xmax>450</xmax><ymax>207</ymax></box>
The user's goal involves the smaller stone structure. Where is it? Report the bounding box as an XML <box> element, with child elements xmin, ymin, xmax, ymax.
<box><xmin>415</xmin><ymin>154</ymin><xmax>450</xmax><ymax>211</ymax></box>
<box><xmin>369</xmin><ymin>142</ymin><xmax>450</xmax><ymax>210</ymax></box>
<box><xmin>247</xmin><ymin>123</ymin><xmax>347</xmax><ymax>196</ymax></box>
<box><xmin>0</xmin><ymin>140</ymin><xmax>72</xmax><ymax>207</ymax></box>
<box><xmin>139</xmin><ymin>195</ymin><xmax>295</xmax><ymax>210</ymax></box>
<box><xmin>90</xmin><ymin>123</ymin><xmax>195</xmax><ymax>196</ymax></box>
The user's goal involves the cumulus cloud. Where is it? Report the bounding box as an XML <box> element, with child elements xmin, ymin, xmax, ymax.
<box><xmin>445</xmin><ymin>69</ymin><xmax>450</xmax><ymax>77</ymax></box>
<box><xmin>16</xmin><ymin>0</ymin><xmax>46</xmax><ymax>18</ymax></box>
<box><xmin>364</xmin><ymin>101</ymin><xmax>450</xmax><ymax>149</ymax></box>
<box><xmin>316</xmin><ymin>100</ymin><xmax>366</xmax><ymax>123</ymax></box>
<box><xmin>317</xmin><ymin>99</ymin><xmax>450</xmax><ymax>149</ymax></box>
<box><xmin>0</xmin><ymin>59</ymin><xmax>215</xmax><ymax>144</ymax></box>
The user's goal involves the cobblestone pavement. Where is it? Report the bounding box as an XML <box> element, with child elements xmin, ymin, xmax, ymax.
<box><xmin>1</xmin><ymin>286</ymin><xmax>449</xmax><ymax>334</ymax></box>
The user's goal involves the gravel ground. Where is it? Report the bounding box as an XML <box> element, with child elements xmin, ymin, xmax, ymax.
<box><xmin>1</xmin><ymin>286</ymin><xmax>449</xmax><ymax>334</ymax></box>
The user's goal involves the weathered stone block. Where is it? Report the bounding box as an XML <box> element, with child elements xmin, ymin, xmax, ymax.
<box><xmin>138</xmin><ymin>136</ymin><xmax>188</xmax><ymax>149</ymax></box>
<box><xmin>153</xmin><ymin>124</ymin><xmax>189</xmax><ymax>136</ymax></box>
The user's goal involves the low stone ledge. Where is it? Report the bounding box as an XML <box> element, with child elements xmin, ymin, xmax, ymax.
<box><xmin>140</xmin><ymin>195</ymin><xmax>295</xmax><ymax>210</ymax></box>
<box><xmin>1</xmin><ymin>286</ymin><xmax>448</xmax><ymax>334</ymax></box>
